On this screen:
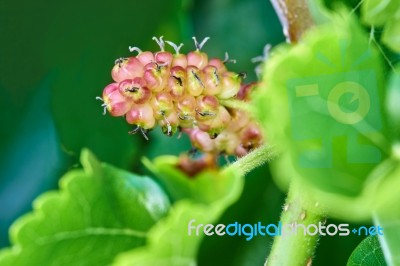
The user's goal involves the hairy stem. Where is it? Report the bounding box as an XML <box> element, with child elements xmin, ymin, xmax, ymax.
<box><xmin>271</xmin><ymin>0</ymin><xmax>314</xmax><ymax>42</ymax></box>
<box><xmin>266</xmin><ymin>181</ymin><xmax>323</xmax><ymax>266</ymax></box>
<box><xmin>226</xmin><ymin>144</ymin><xmax>277</xmax><ymax>176</ymax></box>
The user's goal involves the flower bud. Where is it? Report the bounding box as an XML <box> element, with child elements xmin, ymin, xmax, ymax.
<box><xmin>176</xmin><ymin>95</ymin><xmax>197</xmax><ymax>127</ymax></box>
<box><xmin>151</xmin><ymin>91</ymin><xmax>174</xmax><ymax>121</ymax></box>
<box><xmin>195</xmin><ymin>95</ymin><xmax>219</xmax><ymax>122</ymax></box>
<box><xmin>154</xmin><ymin>51</ymin><xmax>173</xmax><ymax>66</ymax></box>
<box><xmin>171</xmin><ymin>53</ymin><xmax>187</xmax><ymax>68</ymax></box>
<box><xmin>102</xmin><ymin>83</ymin><xmax>132</xmax><ymax>116</ymax></box>
<box><xmin>186</xmin><ymin>128</ymin><xmax>215</xmax><ymax>152</ymax></box>
<box><xmin>198</xmin><ymin>106</ymin><xmax>231</xmax><ymax>138</ymax></box>
<box><xmin>168</xmin><ymin>66</ymin><xmax>187</xmax><ymax>99</ymax></box>
<box><xmin>208</xmin><ymin>58</ymin><xmax>227</xmax><ymax>73</ymax></box>
<box><xmin>187</xmin><ymin>50</ymin><xmax>208</xmax><ymax>69</ymax></box>
<box><xmin>126</xmin><ymin>103</ymin><xmax>156</xmax><ymax>129</ymax></box>
<box><xmin>119</xmin><ymin>78</ymin><xmax>151</xmax><ymax>104</ymax></box>
<box><xmin>237</xmin><ymin>82</ymin><xmax>257</xmax><ymax>101</ymax></box>
<box><xmin>216</xmin><ymin>72</ymin><xmax>242</xmax><ymax>99</ymax></box>
<box><xmin>186</xmin><ymin>66</ymin><xmax>204</xmax><ymax>96</ymax></box>
<box><xmin>136</xmin><ymin>51</ymin><xmax>155</xmax><ymax>66</ymax></box>
<box><xmin>111</xmin><ymin>57</ymin><xmax>144</xmax><ymax>82</ymax></box>
<box><xmin>215</xmin><ymin>131</ymin><xmax>241</xmax><ymax>155</ymax></box>
<box><xmin>226</xmin><ymin>109</ymin><xmax>250</xmax><ymax>132</ymax></box>
<box><xmin>143</xmin><ymin>63</ymin><xmax>169</xmax><ymax>92</ymax></box>
<box><xmin>239</xmin><ymin>123</ymin><xmax>263</xmax><ymax>151</ymax></box>
<box><xmin>202</xmin><ymin>65</ymin><xmax>222</xmax><ymax>95</ymax></box>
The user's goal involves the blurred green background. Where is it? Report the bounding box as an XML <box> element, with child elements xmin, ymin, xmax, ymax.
<box><xmin>0</xmin><ymin>0</ymin><xmax>366</xmax><ymax>265</ymax></box>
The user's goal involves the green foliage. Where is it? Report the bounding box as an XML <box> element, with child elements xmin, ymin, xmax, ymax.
<box><xmin>0</xmin><ymin>150</ymin><xmax>170</xmax><ymax>266</ymax></box>
<box><xmin>113</xmin><ymin>157</ymin><xmax>244</xmax><ymax>265</ymax></box>
<box><xmin>386</xmin><ymin>65</ymin><xmax>400</xmax><ymax>138</ymax></box>
<box><xmin>254</xmin><ymin>13</ymin><xmax>388</xmax><ymax>199</ymax></box>
<box><xmin>143</xmin><ymin>156</ymin><xmax>240</xmax><ymax>204</ymax></box>
<box><xmin>373</xmin><ymin>158</ymin><xmax>400</xmax><ymax>266</ymax></box>
<box><xmin>347</xmin><ymin>236</ymin><xmax>386</xmax><ymax>266</ymax></box>
<box><xmin>362</xmin><ymin>0</ymin><xmax>400</xmax><ymax>52</ymax></box>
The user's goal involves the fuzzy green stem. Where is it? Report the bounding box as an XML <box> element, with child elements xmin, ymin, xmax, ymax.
<box><xmin>226</xmin><ymin>144</ymin><xmax>277</xmax><ymax>176</ymax></box>
<box><xmin>265</xmin><ymin>181</ymin><xmax>324</xmax><ymax>266</ymax></box>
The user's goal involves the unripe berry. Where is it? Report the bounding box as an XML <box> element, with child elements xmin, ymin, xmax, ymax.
<box><xmin>186</xmin><ymin>66</ymin><xmax>204</xmax><ymax>96</ymax></box>
<box><xmin>237</xmin><ymin>82</ymin><xmax>257</xmax><ymax>101</ymax></box>
<box><xmin>143</xmin><ymin>63</ymin><xmax>169</xmax><ymax>92</ymax></box>
<box><xmin>239</xmin><ymin>123</ymin><xmax>263</xmax><ymax>151</ymax></box>
<box><xmin>195</xmin><ymin>95</ymin><xmax>219</xmax><ymax>122</ymax></box>
<box><xmin>136</xmin><ymin>51</ymin><xmax>155</xmax><ymax>66</ymax></box>
<box><xmin>187</xmin><ymin>50</ymin><xmax>208</xmax><ymax>69</ymax></box>
<box><xmin>208</xmin><ymin>58</ymin><xmax>227</xmax><ymax>73</ymax></box>
<box><xmin>226</xmin><ymin>109</ymin><xmax>250</xmax><ymax>132</ymax></box>
<box><xmin>154</xmin><ymin>51</ymin><xmax>173</xmax><ymax>66</ymax></box>
<box><xmin>126</xmin><ymin>103</ymin><xmax>156</xmax><ymax>129</ymax></box>
<box><xmin>119</xmin><ymin>78</ymin><xmax>151</xmax><ymax>104</ymax></box>
<box><xmin>171</xmin><ymin>53</ymin><xmax>187</xmax><ymax>68</ymax></box>
<box><xmin>215</xmin><ymin>131</ymin><xmax>241</xmax><ymax>155</ymax></box>
<box><xmin>111</xmin><ymin>57</ymin><xmax>144</xmax><ymax>82</ymax></box>
<box><xmin>102</xmin><ymin>83</ymin><xmax>132</xmax><ymax>116</ymax></box>
<box><xmin>217</xmin><ymin>72</ymin><xmax>242</xmax><ymax>99</ymax></box>
<box><xmin>176</xmin><ymin>95</ymin><xmax>197</xmax><ymax>125</ymax></box>
<box><xmin>198</xmin><ymin>106</ymin><xmax>231</xmax><ymax>138</ymax></box>
<box><xmin>168</xmin><ymin>66</ymin><xmax>187</xmax><ymax>99</ymax></box>
<box><xmin>186</xmin><ymin>128</ymin><xmax>215</xmax><ymax>152</ymax></box>
<box><xmin>151</xmin><ymin>91</ymin><xmax>174</xmax><ymax>121</ymax></box>
<box><xmin>202</xmin><ymin>65</ymin><xmax>222</xmax><ymax>95</ymax></box>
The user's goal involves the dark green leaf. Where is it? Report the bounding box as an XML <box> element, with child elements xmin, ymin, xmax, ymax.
<box><xmin>347</xmin><ymin>236</ymin><xmax>386</xmax><ymax>266</ymax></box>
<box><xmin>113</xmin><ymin>157</ymin><xmax>244</xmax><ymax>265</ymax></box>
<box><xmin>254</xmin><ymin>13</ymin><xmax>388</xmax><ymax>198</ymax></box>
<box><xmin>0</xmin><ymin>150</ymin><xmax>170</xmax><ymax>266</ymax></box>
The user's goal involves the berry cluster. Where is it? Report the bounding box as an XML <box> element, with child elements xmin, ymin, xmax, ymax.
<box><xmin>98</xmin><ymin>37</ymin><xmax>263</xmax><ymax>157</ymax></box>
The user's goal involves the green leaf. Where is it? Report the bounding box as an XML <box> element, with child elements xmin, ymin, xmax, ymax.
<box><xmin>143</xmin><ymin>156</ymin><xmax>239</xmax><ymax>204</ymax></box>
<box><xmin>382</xmin><ymin>18</ymin><xmax>400</xmax><ymax>54</ymax></box>
<box><xmin>347</xmin><ymin>236</ymin><xmax>386</xmax><ymax>266</ymax></box>
<box><xmin>0</xmin><ymin>149</ymin><xmax>170</xmax><ymax>266</ymax></box>
<box><xmin>372</xmin><ymin>156</ymin><xmax>400</xmax><ymax>266</ymax></box>
<box><xmin>254</xmin><ymin>13</ymin><xmax>388</xmax><ymax>199</ymax></box>
<box><xmin>113</xmin><ymin>158</ymin><xmax>244</xmax><ymax>265</ymax></box>
<box><xmin>386</xmin><ymin>64</ymin><xmax>400</xmax><ymax>138</ymax></box>
<box><xmin>362</xmin><ymin>0</ymin><xmax>400</xmax><ymax>53</ymax></box>
<box><xmin>361</xmin><ymin>0</ymin><xmax>399</xmax><ymax>26</ymax></box>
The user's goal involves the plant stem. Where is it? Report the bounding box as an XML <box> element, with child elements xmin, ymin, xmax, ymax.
<box><xmin>266</xmin><ymin>181</ymin><xmax>323</xmax><ymax>266</ymax></box>
<box><xmin>226</xmin><ymin>144</ymin><xmax>277</xmax><ymax>176</ymax></box>
<box><xmin>270</xmin><ymin>0</ymin><xmax>314</xmax><ymax>43</ymax></box>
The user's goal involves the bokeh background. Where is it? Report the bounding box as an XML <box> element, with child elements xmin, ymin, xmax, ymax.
<box><xmin>0</xmin><ymin>0</ymin><xmax>367</xmax><ymax>265</ymax></box>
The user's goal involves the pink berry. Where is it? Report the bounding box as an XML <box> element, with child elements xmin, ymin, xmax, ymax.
<box><xmin>111</xmin><ymin>57</ymin><xmax>144</xmax><ymax>82</ymax></box>
<box><xmin>119</xmin><ymin>78</ymin><xmax>151</xmax><ymax>104</ymax></box>
<box><xmin>143</xmin><ymin>62</ymin><xmax>169</xmax><ymax>92</ymax></box>
<box><xmin>151</xmin><ymin>91</ymin><xmax>174</xmax><ymax>121</ymax></box>
<box><xmin>187</xmin><ymin>50</ymin><xmax>208</xmax><ymax>69</ymax></box>
<box><xmin>126</xmin><ymin>103</ymin><xmax>156</xmax><ymax>129</ymax></box>
<box><xmin>186</xmin><ymin>128</ymin><xmax>215</xmax><ymax>152</ymax></box>
<box><xmin>102</xmin><ymin>83</ymin><xmax>132</xmax><ymax>116</ymax></box>
<box><xmin>186</xmin><ymin>66</ymin><xmax>204</xmax><ymax>96</ymax></box>
<box><xmin>202</xmin><ymin>65</ymin><xmax>222</xmax><ymax>95</ymax></box>
<box><xmin>168</xmin><ymin>66</ymin><xmax>187</xmax><ymax>99</ymax></box>
<box><xmin>136</xmin><ymin>51</ymin><xmax>155</xmax><ymax>66</ymax></box>
<box><xmin>208</xmin><ymin>58</ymin><xmax>227</xmax><ymax>73</ymax></box>
<box><xmin>176</xmin><ymin>95</ymin><xmax>197</xmax><ymax>124</ymax></box>
<box><xmin>216</xmin><ymin>72</ymin><xmax>241</xmax><ymax>99</ymax></box>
